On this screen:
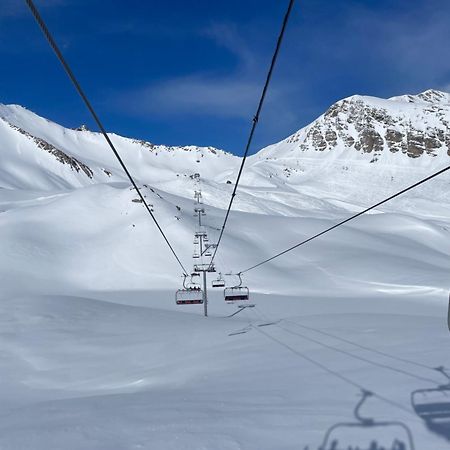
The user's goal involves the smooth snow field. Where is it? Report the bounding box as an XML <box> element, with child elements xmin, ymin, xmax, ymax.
<box><xmin>0</xmin><ymin>291</ymin><xmax>448</xmax><ymax>450</ymax></box>
<box><xmin>0</xmin><ymin>97</ymin><xmax>450</xmax><ymax>449</ymax></box>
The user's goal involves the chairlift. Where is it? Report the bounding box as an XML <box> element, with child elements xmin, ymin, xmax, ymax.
<box><xmin>193</xmin><ymin>253</ymin><xmax>200</xmax><ymax>259</ymax></box>
<box><xmin>204</xmin><ymin>251</ymin><xmax>212</xmax><ymax>257</ymax></box>
<box><xmin>224</xmin><ymin>273</ymin><xmax>251</xmax><ymax>304</ymax></box>
<box><xmin>411</xmin><ymin>367</ymin><xmax>450</xmax><ymax>440</ymax></box>
<box><xmin>318</xmin><ymin>390</ymin><xmax>415</xmax><ymax>450</ymax></box>
<box><xmin>212</xmin><ymin>273</ymin><xmax>226</xmax><ymax>288</ymax></box>
<box><xmin>194</xmin><ymin>263</ymin><xmax>216</xmax><ymax>273</ymax></box>
<box><xmin>175</xmin><ymin>274</ymin><xmax>203</xmax><ymax>305</ymax></box>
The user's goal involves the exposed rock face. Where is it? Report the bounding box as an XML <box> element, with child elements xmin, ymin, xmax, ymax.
<box><xmin>6</xmin><ymin>121</ymin><xmax>93</xmax><ymax>178</ymax></box>
<box><xmin>74</xmin><ymin>124</ymin><xmax>90</xmax><ymax>132</ymax></box>
<box><xmin>287</xmin><ymin>89</ymin><xmax>450</xmax><ymax>160</ymax></box>
<box><xmin>130</xmin><ymin>139</ymin><xmax>224</xmax><ymax>158</ymax></box>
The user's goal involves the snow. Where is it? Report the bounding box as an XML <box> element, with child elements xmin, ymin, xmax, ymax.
<box><xmin>0</xmin><ymin>92</ymin><xmax>449</xmax><ymax>449</ymax></box>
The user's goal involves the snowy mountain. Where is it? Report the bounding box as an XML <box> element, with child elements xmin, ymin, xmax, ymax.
<box><xmin>0</xmin><ymin>91</ymin><xmax>449</xmax><ymax>449</ymax></box>
<box><xmin>0</xmin><ymin>103</ymin><xmax>237</xmax><ymax>191</ymax></box>
<box><xmin>1</xmin><ymin>89</ymin><xmax>450</xmax><ymax>292</ymax></box>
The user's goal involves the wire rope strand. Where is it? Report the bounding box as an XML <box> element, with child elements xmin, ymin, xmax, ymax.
<box><xmin>240</xmin><ymin>163</ymin><xmax>450</xmax><ymax>273</ymax></box>
<box><xmin>209</xmin><ymin>0</ymin><xmax>295</xmax><ymax>269</ymax></box>
<box><xmin>25</xmin><ymin>0</ymin><xmax>188</xmax><ymax>275</ymax></box>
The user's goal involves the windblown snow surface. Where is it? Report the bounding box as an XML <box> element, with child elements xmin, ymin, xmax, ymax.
<box><xmin>0</xmin><ymin>91</ymin><xmax>449</xmax><ymax>449</ymax></box>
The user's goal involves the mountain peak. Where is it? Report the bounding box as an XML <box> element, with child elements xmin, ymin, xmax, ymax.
<box><xmin>389</xmin><ymin>89</ymin><xmax>450</xmax><ymax>106</ymax></box>
<box><xmin>270</xmin><ymin>89</ymin><xmax>450</xmax><ymax>163</ymax></box>
<box><xmin>415</xmin><ymin>89</ymin><xmax>450</xmax><ymax>105</ymax></box>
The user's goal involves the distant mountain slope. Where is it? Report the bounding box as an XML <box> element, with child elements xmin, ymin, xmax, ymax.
<box><xmin>1</xmin><ymin>90</ymin><xmax>450</xmax><ymax>299</ymax></box>
<box><xmin>259</xmin><ymin>89</ymin><xmax>450</xmax><ymax>160</ymax></box>
<box><xmin>1</xmin><ymin>90</ymin><xmax>450</xmax><ymax>215</ymax></box>
<box><xmin>246</xmin><ymin>90</ymin><xmax>450</xmax><ymax>211</ymax></box>
<box><xmin>0</xmin><ymin>104</ymin><xmax>237</xmax><ymax>191</ymax></box>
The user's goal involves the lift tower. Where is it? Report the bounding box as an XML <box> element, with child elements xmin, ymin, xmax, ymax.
<box><xmin>192</xmin><ymin>177</ymin><xmax>216</xmax><ymax>316</ymax></box>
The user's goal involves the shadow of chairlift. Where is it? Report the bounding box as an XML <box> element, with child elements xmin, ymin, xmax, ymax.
<box><xmin>228</xmin><ymin>325</ymin><xmax>252</xmax><ymax>336</ymax></box>
<box><xmin>411</xmin><ymin>366</ymin><xmax>450</xmax><ymax>441</ymax></box>
<box><xmin>256</xmin><ymin>320</ymin><xmax>281</xmax><ymax>327</ymax></box>
<box><xmin>227</xmin><ymin>316</ymin><xmax>280</xmax><ymax>335</ymax></box>
<box><xmin>314</xmin><ymin>390</ymin><xmax>415</xmax><ymax>450</ymax></box>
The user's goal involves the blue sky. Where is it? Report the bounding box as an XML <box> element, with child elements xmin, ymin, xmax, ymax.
<box><xmin>1</xmin><ymin>0</ymin><xmax>450</xmax><ymax>155</ymax></box>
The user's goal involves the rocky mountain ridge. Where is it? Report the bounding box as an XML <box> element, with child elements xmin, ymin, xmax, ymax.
<box><xmin>282</xmin><ymin>89</ymin><xmax>450</xmax><ymax>161</ymax></box>
<box><xmin>1</xmin><ymin>89</ymin><xmax>450</xmax><ymax>194</ymax></box>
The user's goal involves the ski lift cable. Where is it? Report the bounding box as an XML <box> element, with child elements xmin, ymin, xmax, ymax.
<box><xmin>253</xmin><ymin>324</ymin><xmax>419</xmax><ymax>418</ymax></box>
<box><xmin>209</xmin><ymin>0</ymin><xmax>296</xmax><ymax>270</ymax></box>
<box><xmin>25</xmin><ymin>0</ymin><xmax>189</xmax><ymax>276</ymax></box>
<box><xmin>239</xmin><ymin>163</ymin><xmax>450</xmax><ymax>274</ymax></box>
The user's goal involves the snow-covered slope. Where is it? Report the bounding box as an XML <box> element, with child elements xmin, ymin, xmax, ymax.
<box><xmin>249</xmin><ymin>89</ymin><xmax>450</xmax><ymax>213</ymax></box>
<box><xmin>0</xmin><ymin>103</ymin><xmax>238</xmax><ymax>191</ymax></box>
<box><xmin>1</xmin><ymin>90</ymin><xmax>449</xmax><ymax>449</ymax></box>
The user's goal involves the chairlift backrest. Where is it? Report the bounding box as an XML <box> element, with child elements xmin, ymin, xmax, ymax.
<box><xmin>319</xmin><ymin>392</ymin><xmax>415</xmax><ymax>450</ymax></box>
<box><xmin>412</xmin><ymin>386</ymin><xmax>450</xmax><ymax>421</ymax></box>
<box><xmin>319</xmin><ymin>422</ymin><xmax>415</xmax><ymax>450</ymax></box>
<box><xmin>224</xmin><ymin>286</ymin><xmax>250</xmax><ymax>303</ymax></box>
<box><xmin>176</xmin><ymin>288</ymin><xmax>204</xmax><ymax>305</ymax></box>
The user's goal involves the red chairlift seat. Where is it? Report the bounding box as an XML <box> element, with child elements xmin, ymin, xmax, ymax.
<box><xmin>176</xmin><ymin>287</ymin><xmax>203</xmax><ymax>305</ymax></box>
<box><xmin>224</xmin><ymin>286</ymin><xmax>250</xmax><ymax>303</ymax></box>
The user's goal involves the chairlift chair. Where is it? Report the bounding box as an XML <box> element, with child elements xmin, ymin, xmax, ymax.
<box><xmin>224</xmin><ymin>286</ymin><xmax>250</xmax><ymax>303</ymax></box>
<box><xmin>175</xmin><ymin>274</ymin><xmax>203</xmax><ymax>305</ymax></box>
<box><xmin>212</xmin><ymin>279</ymin><xmax>225</xmax><ymax>288</ymax></box>
<box><xmin>318</xmin><ymin>390</ymin><xmax>415</xmax><ymax>450</ymax></box>
<box><xmin>176</xmin><ymin>288</ymin><xmax>203</xmax><ymax>305</ymax></box>
<box><xmin>212</xmin><ymin>273</ymin><xmax>226</xmax><ymax>288</ymax></box>
<box><xmin>194</xmin><ymin>263</ymin><xmax>216</xmax><ymax>273</ymax></box>
<box><xmin>224</xmin><ymin>273</ymin><xmax>251</xmax><ymax>304</ymax></box>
